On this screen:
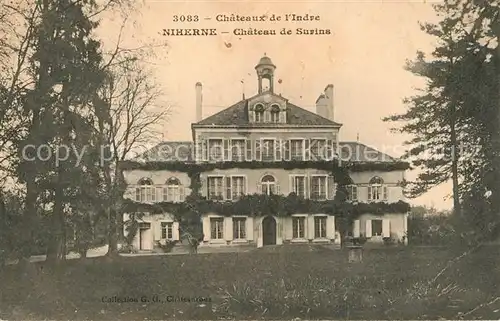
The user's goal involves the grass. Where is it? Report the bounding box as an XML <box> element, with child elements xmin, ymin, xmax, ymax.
<box><xmin>1</xmin><ymin>244</ymin><xmax>500</xmax><ymax>320</ymax></box>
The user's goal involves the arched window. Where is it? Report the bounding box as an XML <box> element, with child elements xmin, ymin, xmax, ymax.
<box><xmin>368</xmin><ymin>176</ymin><xmax>387</xmax><ymax>202</ymax></box>
<box><xmin>164</xmin><ymin>177</ymin><xmax>184</xmax><ymax>202</ymax></box>
<box><xmin>270</xmin><ymin>105</ymin><xmax>280</xmax><ymax>123</ymax></box>
<box><xmin>254</xmin><ymin>104</ymin><xmax>264</xmax><ymax>123</ymax></box>
<box><xmin>136</xmin><ymin>178</ymin><xmax>155</xmax><ymax>202</ymax></box>
<box><xmin>260</xmin><ymin>175</ymin><xmax>278</xmax><ymax>195</ymax></box>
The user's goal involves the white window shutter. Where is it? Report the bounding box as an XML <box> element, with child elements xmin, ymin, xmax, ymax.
<box><xmin>223</xmin><ymin>139</ymin><xmax>230</xmax><ymax>161</ymax></box>
<box><xmin>156</xmin><ymin>187</ymin><xmax>163</xmax><ymax>202</ymax></box>
<box><xmin>151</xmin><ymin>187</ymin><xmax>156</xmax><ymax>202</ymax></box>
<box><xmin>275</xmin><ymin>139</ymin><xmax>282</xmax><ymax>161</ymax></box>
<box><xmin>367</xmin><ymin>186</ymin><xmax>373</xmax><ymax>202</ymax></box>
<box><xmin>353</xmin><ymin>220</ymin><xmax>360</xmax><ymax>238</ymax></box>
<box><xmin>304</xmin><ymin>139</ymin><xmax>310</xmax><ymax>161</ymax></box>
<box><xmin>365</xmin><ymin>220</ymin><xmax>372</xmax><ymax>237</ymax></box>
<box><xmin>225</xmin><ymin>177</ymin><xmax>232</xmax><ymax>200</ymax></box>
<box><xmin>245</xmin><ymin>139</ymin><xmax>252</xmax><ymax>161</ymax></box>
<box><xmin>179</xmin><ymin>186</ymin><xmax>185</xmax><ymax>201</ymax></box>
<box><xmin>289</xmin><ymin>176</ymin><xmax>294</xmax><ymax>195</ymax></box>
<box><xmin>305</xmin><ymin>176</ymin><xmax>310</xmax><ymax>199</ymax></box>
<box><xmin>327</xmin><ymin>175</ymin><xmax>335</xmax><ymax>200</ymax></box>
<box><xmin>202</xmin><ymin>139</ymin><xmax>208</xmax><ymax>161</ymax></box>
<box><xmin>256</xmin><ymin>182</ymin><xmax>262</xmax><ymax>194</ymax></box>
<box><xmin>255</xmin><ymin>139</ymin><xmax>262</xmax><ymax>161</ymax></box>
<box><xmin>383</xmin><ymin>186</ymin><xmax>389</xmax><ymax>201</ymax></box>
<box><xmin>382</xmin><ymin>219</ymin><xmax>390</xmax><ymax>237</ymax></box>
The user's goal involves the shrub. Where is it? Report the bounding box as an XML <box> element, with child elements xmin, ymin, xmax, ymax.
<box><xmin>156</xmin><ymin>240</ymin><xmax>178</xmax><ymax>253</ymax></box>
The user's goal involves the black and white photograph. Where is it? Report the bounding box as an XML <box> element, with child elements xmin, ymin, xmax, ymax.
<box><xmin>0</xmin><ymin>0</ymin><xmax>500</xmax><ymax>320</ymax></box>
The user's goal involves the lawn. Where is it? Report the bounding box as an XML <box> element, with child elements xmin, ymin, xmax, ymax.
<box><xmin>1</xmin><ymin>244</ymin><xmax>500</xmax><ymax>320</ymax></box>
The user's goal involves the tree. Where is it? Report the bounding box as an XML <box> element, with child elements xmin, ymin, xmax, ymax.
<box><xmin>93</xmin><ymin>57</ymin><xmax>168</xmax><ymax>257</ymax></box>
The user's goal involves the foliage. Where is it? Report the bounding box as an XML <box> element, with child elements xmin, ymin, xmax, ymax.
<box><xmin>122</xmin><ymin>194</ymin><xmax>411</xmax><ymax>219</ymax></box>
<box><xmin>155</xmin><ymin>240</ymin><xmax>178</xmax><ymax>253</ymax></box>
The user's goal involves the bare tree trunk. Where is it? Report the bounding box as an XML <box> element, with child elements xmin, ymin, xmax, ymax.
<box><xmin>450</xmin><ymin>100</ymin><xmax>461</xmax><ymax>217</ymax></box>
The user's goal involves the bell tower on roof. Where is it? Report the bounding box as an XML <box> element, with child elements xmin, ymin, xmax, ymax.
<box><xmin>255</xmin><ymin>54</ymin><xmax>276</xmax><ymax>94</ymax></box>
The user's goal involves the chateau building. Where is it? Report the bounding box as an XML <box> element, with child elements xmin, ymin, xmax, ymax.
<box><xmin>122</xmin><ymin>55</ymin><xmax>409</xmax><ymax>251</ymax></box>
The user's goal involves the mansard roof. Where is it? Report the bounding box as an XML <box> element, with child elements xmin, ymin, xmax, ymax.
<box><xmin>131</xmin><ymin>141</ymin><xmax>397</xmax><ymax>164</ymax></box>
<box><xmin>133</xmin><ymin>141</ymin><xmax>193</xmax><ymax>162</ymax></box>
<box><xmin>192</xmin><ymin>99</ymin><xmax>341</xmax><ymax>127</ymax></box>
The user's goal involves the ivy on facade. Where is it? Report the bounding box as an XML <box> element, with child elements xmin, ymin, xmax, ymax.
<box><xmin>120</xmin><ymin>159</ymin><xmax>410</xmax><ymax>224</ymax></box>
<box><xmin>122</xmin><ymin>194</ymin><xmax>411</xmax><ymax>219</ymax></box>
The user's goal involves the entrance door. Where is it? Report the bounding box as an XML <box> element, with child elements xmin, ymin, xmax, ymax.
<box><xmin>262</xmin><ymin>216</ymin><xmax>277</xmax><ymax>245</ymax></box>
<box><xmin>139</xmin><ymin>222</ymin><xmax>152</xmax><ymax>250</ymax></box>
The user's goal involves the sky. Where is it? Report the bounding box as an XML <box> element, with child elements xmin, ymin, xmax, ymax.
<box><xmin>98</xmin><ymin>0</ymin><xmax>452</xmax><ymax>210</ymax></box>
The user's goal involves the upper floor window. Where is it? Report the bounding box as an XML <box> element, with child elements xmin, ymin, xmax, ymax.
<box><xmin>310</xmin><ymin>139</ymin><xmax>327</xmax><ymax>160</ymax></box>
<box><xmin>290</xmin><ymin>139</ymin><xmax>304</xmax><ymax>161</ymax></box>
<box><xmin>260</xmin><ymin>174</ymin><xmax>279</xmax><ymax>195</ymax></box>
<box><xmin>164</xmin><ymin>177</ymin><xmax>183</xmax><ymax>202</ymax></box>
<box><xmin>347</xmin><ymin>185</ymin><xmax>358</xmax><ymax>202</ymax></box>
<box><xmin>207</xmin><ymin>176</ymin><xmax>224</xmax><ymax>200</ymax></box>
<box><xmin>310</xmin><ymin>175</ymin><xmax>327</xmax><ymax>200</ymax></box>
<box><xmin>135</xmin><ymin>178</ymin><xmax>155</xmax><ymax>202</ymax></box>
<box><xmin>261</xmin><ymin>139</ymin><xmax>275</xmax><ymax>161</ymax></box>
<box><xmin>208</xmin><ymin>139</ymin><xmax>223</xmax><ymax>161</ymax></box>
<box><xmin>290</xmin><ymin>175</ymin><xmax>306</xmax><ymax>198</ymax></box>
<box><xmin>230</xmin><ymin>139</ymin><xmax>245</xmax><ymax>161</ymax></box>
<box><xmin>254</xmin><ymin>104</ymin><xmax>264</xmax><ymax>123</ymax></box>
<box><xmin>270</xmin><ymin>105</ymin><xmax>280</xmax><ymax>123</ymax></box>
<box><xmin>368</xmin><ymin>176</ymin><xmax>388</xmax><ymax>202</ymax></box>
<box><xmin>226</xmin><ymin>176</ymin><xmax>246</xmax><ymax>200</ymax></box>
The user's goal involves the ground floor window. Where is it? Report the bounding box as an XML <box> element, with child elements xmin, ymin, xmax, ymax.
<box><xmin>314</xmin><ymin>216</ymin><xmax>327</xmax><ymax>238</ymax></box>
<box><xmin>161</xmin><ymin>222</ymin><xmax>173</xmax><ymax>239</ymax></box>
<box><xmin>233</xmin><ymin>217</ymin><xmax>246</xmax><ymax>239</ymax></box>
<box><xmin>210</xmin><ymin>217</ymin><xmax>224</xmax><ymax>239</ymax></box>
<box><xmin>372</xmin><ymin>219</ymin><xmax>382</xmax><ymax>236</ymax></box>
<box><xmin>292</xmin><ymin>216</ymin><xmax>305</xmax><ymax>239</ymax></box>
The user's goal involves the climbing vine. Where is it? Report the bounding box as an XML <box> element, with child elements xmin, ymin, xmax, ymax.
<box><xmin>120</xmin><ymin>159</ymin><xmax>410</xmax><ymax>226</ymax></box>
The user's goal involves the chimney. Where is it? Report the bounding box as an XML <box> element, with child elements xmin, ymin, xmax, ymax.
<box><xmin>315</xmin><ymin>84</ymin><xmax>334</xmax><ymax>121</ymax></box>
<box><xmin>324</xmin><ymin>84</ymin><xmax>334</xmax><ymax>121</ymax></box>
<box><xmin>195</xmin><ymin>82</ymin><xmax>202</xmax><ymax>122</ymax></box>
<box><xmin>315</xmin><ymin>93</ymin><xmax>328</xmax><ymax>119</ymax></box>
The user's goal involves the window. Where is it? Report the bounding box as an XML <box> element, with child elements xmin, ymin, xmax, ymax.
<box><xmin>292</xmin><ymin>217</ymin><xmax>305</xmax><ymax>239</ymax></box>
<box><xmin>161</xmin><ymin>222</ymin><xmax>173</xmax><ymax>239</ymax></box>
<box><xmin>290</xmin><ymin>139</ymin><xmax>304</xmax><ymax>160</ymax></box>
<box><xmin>208</xmin><ymin>139</ymin><xmax>223</xmax><ymax>161</ymax></box>
<box><xmin>291</xmin><ymin>175</ymin><xmax>306</xmax><ymax>198</ymax></box>
<box><xmin>372</xmin><ymin>219</ymin><xmax>382</xmax><ymax>236</ymax></box>
<box><xmin>310</xmin><ymin>139</ymin><xmax>327</xmax><ymax>160</ymax></box>
<box><xmin>261</xmin><ymin>175</ymin><xmax>277</xmax><ymax>195</ymax></box>
<box><xmin>227</xmin><ymin>176</ymin><xmax>245</xmax><ymax>200</ymax></box>
<box><xmin>233</xmin><ymin>217</ymin><xmax>246</xmax><ymax>239</ymax></box>
<box><xmin>368</xmin><ymin>176</ymin><xmax>387</xmax><ymax>201</ymax></box>
<box><xmin>311</xmin><ymin>176</ymin><xmax>327</xmax><ymax>200</ymax></box>
<box><xmin>270</xmin><ymin>105</ymin><xmax>280</xmax><ymax>123</ymax></box>
<box><xmin>262</xmin><ymin>139</ymin><xmax>275</xmax><ymax>161</ymax></box>
<box><xmin>347</xmin><ymin>185</ymin><xmax>358</xmax><ymax>201</ymax></box>
<box><xmin>314</xmin><ymin>216</ymin><xmax>327</xmax><ymax>238</ymax></box>
<box><xmin>231</xmin><ymin>139</ymin><xmax>245</xmax><ymax>161</ymax></box>
<box><xmin>164</xmin><ymin>177</ymin><xmax>182</xmax><ymax>202</ymax></box>
<box><xmin>208</xmin><ymin>176</ymin><xmax>224</xmax><ymax>200</ymax></box>
<box><xmin>255</xmin><ymin>104</ymin><xmax>264</xmax><ymax>123</ymax></box>
<box><xmin>135</xmin><ymin>178</ymin><xmax>155</xmax><ymax>202</ymax></box>
<box><xmin>210</xmin><ymin>217</ymin><xmax>224</xmax><ymax>239</ymax></box>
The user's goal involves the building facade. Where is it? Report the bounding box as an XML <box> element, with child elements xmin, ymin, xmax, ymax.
<box><xmin>122</xmin><ymin>56</ymin><xmax>409</xmax><ymax>251</ymax></box>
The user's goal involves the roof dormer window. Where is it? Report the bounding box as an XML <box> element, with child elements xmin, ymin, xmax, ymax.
<box><xmin>270</xmin><ymin>105</ymin><xmax>280</xmax><ymax>123</ymax></box>
<box><xmin>255</xmin><ymin>104</ymin><xmax>264</xmax><ymax>123</ymax></box>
